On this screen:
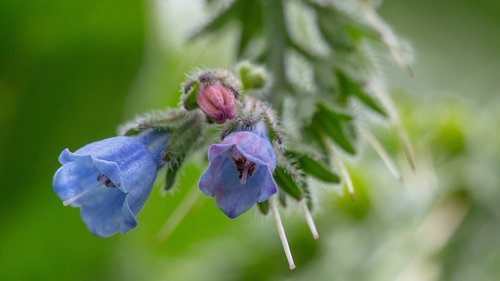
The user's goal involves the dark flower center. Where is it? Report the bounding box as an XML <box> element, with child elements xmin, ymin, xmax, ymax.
<box><xmin>233</xmin><ymin>156</ymin><xmax>256</xmax><ymax>184</ymax></box>
<box><xmin>97</xmin><ymin>173</ymin><xmax>117</xmax><ymax>188</ymax></box>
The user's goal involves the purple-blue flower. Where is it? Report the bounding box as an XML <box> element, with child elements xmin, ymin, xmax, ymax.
<box><xmin>53</xmin><ymin>129</ymin><xmax>168</xmax><ymax>237</ymax></box>
<box><xmin>199</xmin><ymin>122</ymin><xmax>278</xmax><ymax>218</ymax></box>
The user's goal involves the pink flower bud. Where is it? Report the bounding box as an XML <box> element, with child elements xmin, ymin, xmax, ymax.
<box><xmin>197</xmin><ymin>83</ymin><xmax>238</xmax><ymax>124</ymax></box>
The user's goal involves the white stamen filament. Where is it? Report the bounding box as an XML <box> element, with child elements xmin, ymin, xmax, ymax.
<box><xmin>326</xmin><ymin>140</ymin><xmax>355</xmax><ymax>201</ymax></box>
<box><xmin>270</xmin><ymin>197</ymin><xmax>296</xmax><ymax>270</ymax></box>
<box><xmin>300</xmin><ymin>200</ymin><xmax>319</xmax><ymax>239</ymax></box>
<box><xmin>397</xmin><ymin>122</ymin><xmax>417</xmax><ymax>171</ymax></box>
<box><xmin>63</xmin><ymin>183</ymin><xmax>101</xmax><ymax>206</ymax></box>
<box><xmin>240</xmin><ymin>165</ymin><xmax>250</xmax><ymax>185</ymax></box>
<box><xmin>360</xmin><ymin>127</ymin><xmax>402</xmax><ymax>181</ymax></box>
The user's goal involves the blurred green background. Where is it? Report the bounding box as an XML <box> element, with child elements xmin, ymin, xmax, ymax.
<box><xmin>1</xmin><ymin>0</ymin><xmax>499</xmax><ymax>280</ymax></box>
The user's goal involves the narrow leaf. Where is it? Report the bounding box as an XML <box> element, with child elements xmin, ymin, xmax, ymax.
<box><xmin>336</xmin><ymin>69</ymin><xmax>387</xmax><ymax>116</ymax></box>
<box><xmin>315</xmin><ymin>8</ymin><xmax>355</xmax><ymax>52</ymax></box>
<box><xmin>274</xmin><ymin>167</ymin><xmax>303</xmax><ymax>201</ymax></box>
<box><xmin>294</xmin><ymin>152</ymin><xmax>340</xmax><ymax>183</ymax></box>
<box><xmin>312</xmin><ymin>105</ymin><xmax>357</xmax><ymax>154</ymax></box>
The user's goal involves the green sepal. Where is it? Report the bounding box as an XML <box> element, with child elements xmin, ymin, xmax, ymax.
<box><xmin>163</xmin><ymin>156</ymin><xmax>184</xmax><ymax>192</ymax></box>
<box><xmin>336</xmin><ymin>70</ymin><xmax>387</xmax><ymax>117</ymax></box>
<box><xmin>273</xmin><ymin>167</ymin><xmax>303</xmax><ymax>201</ymax></box>
<box><xmin>257</xmin><ymin>200</ymin><xmax>269</xmax><ymax>215</ymax></box>
<box><xmin>182</xmin><ymin>81</ymin><xmax>199</xmax><ymax>110</ymax></box>
<box><xmin>286</xmin><ymin>151</ymin><xmax>340</xmax><ymax>183</ymax></box>
<box><xmin>161</xmin><ymin>114</ymin><xmax>205</xmax><ymax>192</ymax></box>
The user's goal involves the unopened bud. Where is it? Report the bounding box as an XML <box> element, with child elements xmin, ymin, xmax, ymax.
<box><xmin>197</xmin><ymin>83</ymin><xmax>238</xmax><ymax>124</ymax></box>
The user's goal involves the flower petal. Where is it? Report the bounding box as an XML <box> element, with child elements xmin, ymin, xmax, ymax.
<box><xmin>91</xmin><ymin>157</ymin><xmax>124</xmax><ymax>192</ymax></box>
<box><xmin>207</xmin><ymin>143</ymin><xmax>233</xmax><ymax>162</ymax></box>
<box><xmin>257</xmin><ymin>167</ymin><xmax>278</xmax><ymax>202</ymax></box>
<box><xmin>199</xmin><ymin>144</ymin><xmax>278</xmax><ymax>218</ymax></box>
<box><xmin>221</xmin><ymin>131</ymin><xmax>276</xmax><ymax>169</ymax></box>
<box><xmin>53</xmin><ymin>155</ymin><xmax>101</xmax><ymax>207</ymax></box>
<box><xmin>212</xmin><ymin>152</ymin><xmax>261</xmax><ymax>218</ymax></box>
<box><xmin>79</xmin><ymin>187</ymin><xmax>127</xmax><ymax>237</ymax></box>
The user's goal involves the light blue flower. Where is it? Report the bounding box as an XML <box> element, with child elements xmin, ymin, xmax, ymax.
<box><xmin>199</xmin><ymin>122</ymin><xmax>278</xmax><ymax>218</ymax></box>
<box><xmin>53</xmin><ymin>129</ymin><xmax>168</xmax><ymax>237</ymax></box>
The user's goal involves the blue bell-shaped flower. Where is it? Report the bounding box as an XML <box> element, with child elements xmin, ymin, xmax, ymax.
<box><xmin>53</xmin><ymin>129</ymin><xmax>168</xmax><ymax>237</ymax></box>
<box><xmin>199</xmin><ymin>121</ymin><xmax>278</xmax><ymax>218</ymax></box>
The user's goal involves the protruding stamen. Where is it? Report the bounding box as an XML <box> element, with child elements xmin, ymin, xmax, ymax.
<box><xmin>270</xmin><ymin>196</ymin><xmax>296</xmax><ymax>270</ymax></box>
<box><xmin>360</xmin><ymin>127</ymin><xmax>402</xmax><ymax>181</ymax></box>
<box><xmin>63</xmin><ymin>184</ymin><xmax>100</xmax><ymax>206</ymax></box>
<box><xmin>326</xmin><ymin>140</ymin><xmax>355</xmax><ymax>201</ymax></box>
<box><xmin>233</xmin><ymin>154</ymin><xmax>256</xmax><ymax>184</ymax></box>
<box><xmin>300</xmin><ymin>200</ymin><xmax>319</xmax><ymax>240</ymax></box>
<box><xmin>240</xmin><ymin>165</ymin><xmax>249</xmax><ymax>185</ymax></box>
<box><xmin>64</xmin><ymin>174</ymin><xmax>117</xmax><ymax>206</ymax></box>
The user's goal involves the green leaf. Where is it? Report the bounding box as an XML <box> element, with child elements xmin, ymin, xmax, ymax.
<box><xmin>273</xmin><ymin>167</ymin><xmax>303</xmax><ymax>201</ymax></box>
<box><xmin>257</xmin><ymin>200</ymin><xmax>269</xmax><ymax>215</ymax></box>
<box><xmin>317</xmin><ymin>103</ymin><xmax>352</xmax><ymax>121</ymax></box>
<box><xmin>309</xmin><ymin>103</ymin><xmax>357</xmax><ymax>154</ymax></box>
<box><xmin>237</xmin><ymin>1</ymin><xmax>263</xmax><ymax>58</ymax></box>
<box><xmin>315</xmin><ymin>8</ymin><xmax>355</xmax><ymax>53</ymax></box>
<box><xmin>336</xmin><ymin>70</ymin><xmax>387</xmax><ymax>117</ymax></box>
<box><xmin>287</xmin><ymin>151</ymin><xmax>340</xmax><ymax>183</ymax></box>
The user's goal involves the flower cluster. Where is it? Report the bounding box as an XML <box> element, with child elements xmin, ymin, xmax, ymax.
<box><xmin>53</xmin><ymin>70</ymin><xmax>281</xmax><ymax>238</ymax></box>
<box><xmin>53</xmin><ymin>61</ymin><xmax>406</xmax><ymax>269</ymax></box>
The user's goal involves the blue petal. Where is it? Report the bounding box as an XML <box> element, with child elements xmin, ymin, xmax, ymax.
<box><xmin>213</xmin><ymin>151</ymin><xmax>261</xmax><ymax>218</ymax></box>
<box><xmin>221</xmin><ymin>131</ymin><xmax>276</xmax><ymax>170</ymax></box>
<box><xmin>53</xmin><ymin>155</ymin><xmax>102</xmax><ymax>207</ymax></box>
<box><xmin>134</xmin><ymin>128</ymin><xmax>169</xmax><ymax>168</ymax></box>
<box><xmin>207</xmin><ymin>143</ymin><xmax>233</xmax><ymax>162</ymax></box>
<box><xmin>256</xmin><ymin>166</ymin><xmax>278</xmax><ymax>202</ymax></box>
<box><xmin>79</xmin><ymin>187</ymin><xmax>127</xmax><ymax>237</ymax></box>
